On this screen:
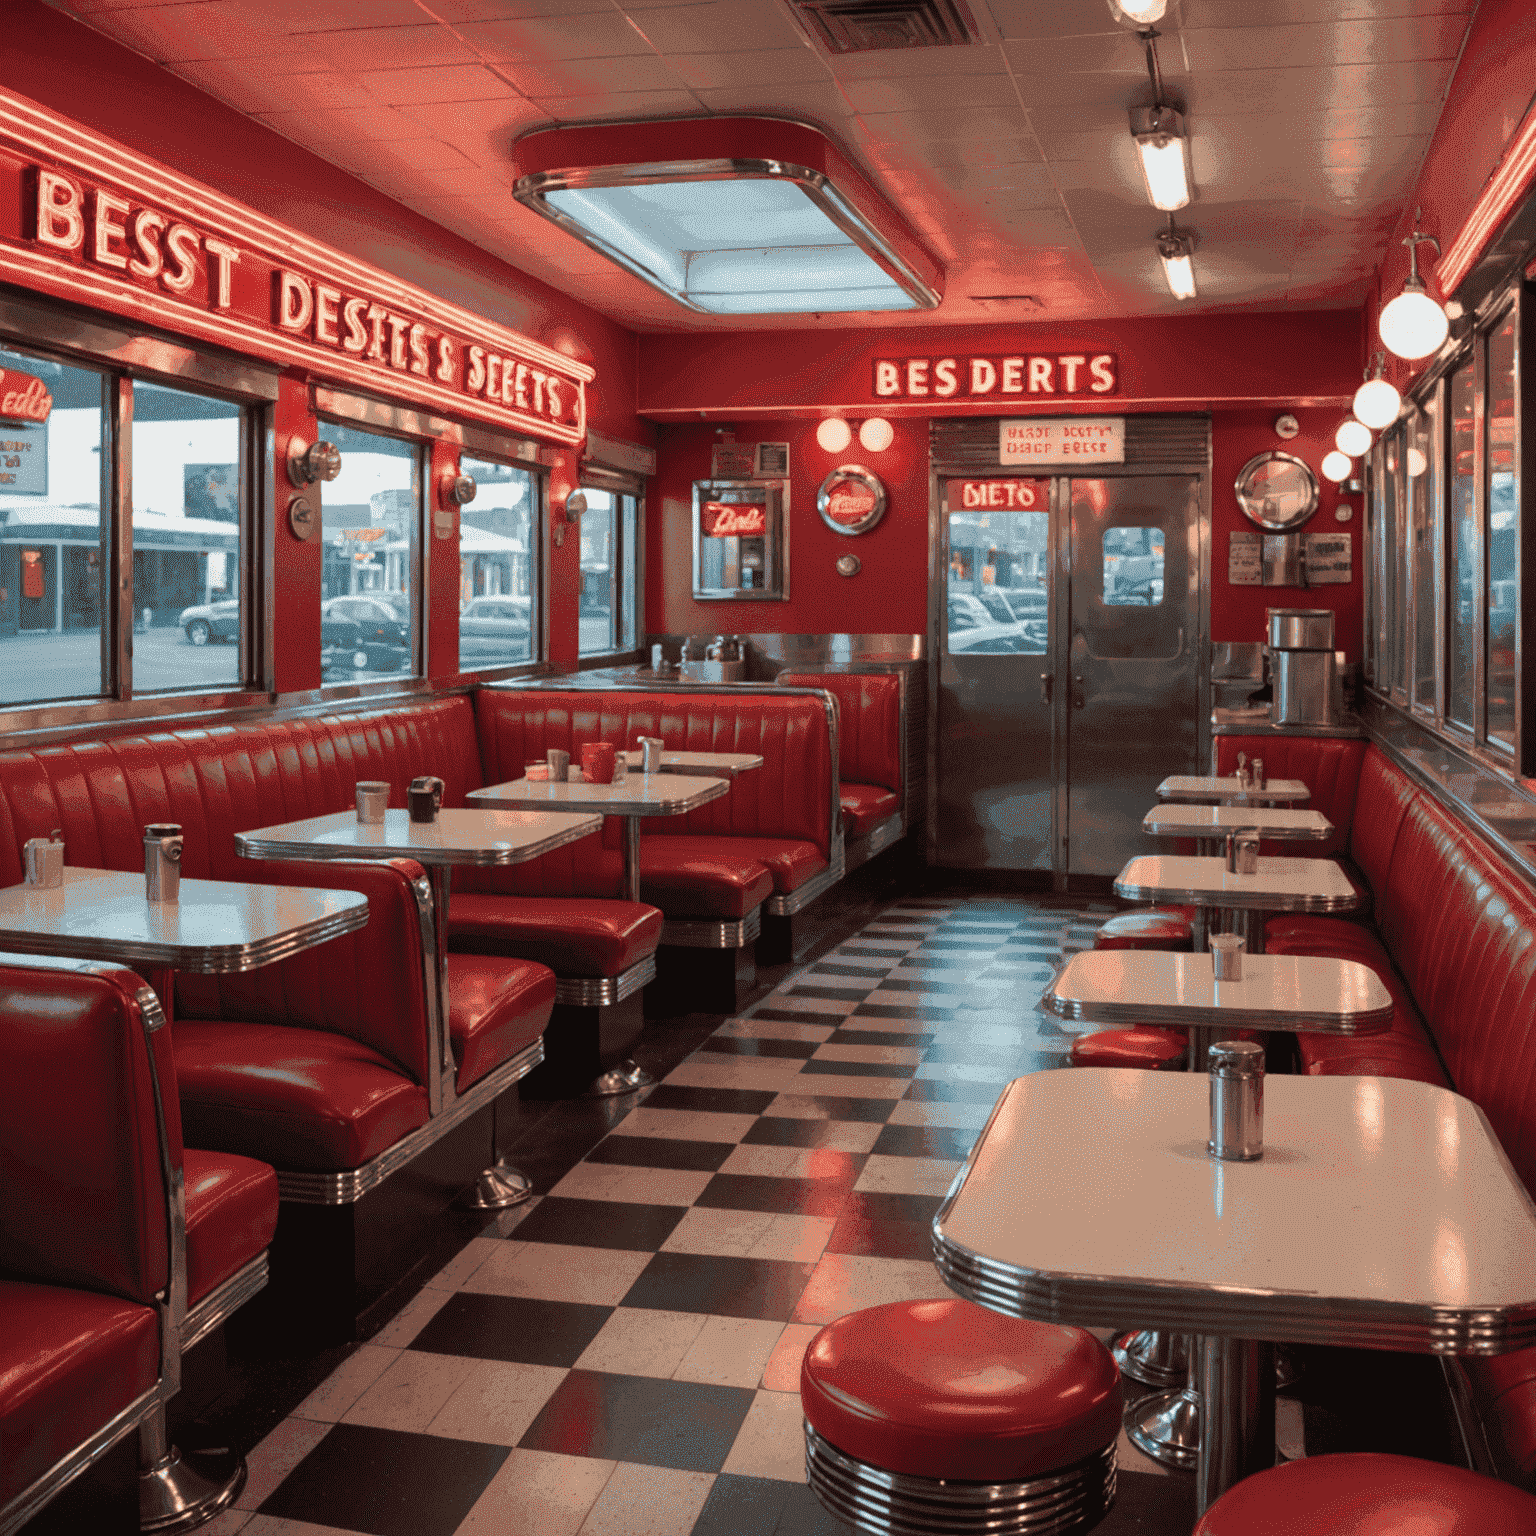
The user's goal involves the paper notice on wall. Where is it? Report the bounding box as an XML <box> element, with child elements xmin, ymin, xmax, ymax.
<box><xmin>999</xmin><ymin>418</ymin><xmax>1124</xmax><ymax>465</ymax></box>
<box><xmin>1228</xmin><ymin>530</ymin><xmax>1262</xmax><ymax>586</ymax></box>
<box><xmin>1305</xmin><ymin>532</ymin><xmax>1352</xmax><ymax>585</ymax></box>
<box><xmin>710</xmin><ymin>442</ymin><xmax>756</xmax><ymax>479</ymax></box>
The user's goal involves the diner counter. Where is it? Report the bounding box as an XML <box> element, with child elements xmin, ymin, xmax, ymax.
<box><xmin>1212</xmin><ymin>707</ymin><xmax>1367</xmax><ymax>739</ymax></box>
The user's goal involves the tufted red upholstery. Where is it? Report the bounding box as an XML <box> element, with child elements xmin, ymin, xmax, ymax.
<box><xmin>1214</xmin><ymin>736</ymin><xmax>1367</xmax><ymax>859</ymax></box>
<box><xmin>1192</xmin><ymin>1452</ymin><xmax>1536</xmax><ymax>1533</ymax></box>
<box><xmin>639</xmin><ymin>837</ymin><xmax>777</xmax><ymax>917</ymax></box>
<box><xmin>1471</xmin><ymin>1353</ymin><xmax>1536</xmax><ymax>1476</ymax></box>
<box><xmin>1070</xmin><ymin>1027</ymin><xmax>1187</xmax><ymax>1069</ymax></box>
<box><xmin>0</xmin><ymin>1281</ymin><xmax>160</xmax><ymax>1508</ymax></box>
<box><xmin>839</xmin><ymin>783</ymin><xmax>901</xmax><ymax>838</ymax></box>
<box><xmin>1345</xmin><ymin>746</ymin><xmax>1417</xmax><ymax>897</ymax></box>
<box><xmin>473</xmin><ymin>688</ymin><xmax>835</xmax><ymax>898</ymax></box>
<box><xmin>449</xmin><ymin>896</ymin><xmax>662</xmax><ymax>977</ymax></box>
<box><xmin>0</xmin><ymin>962</ymin><xmax>171</xmax><ymax>1509</ymax></box>
<box><xmin>172</xmin><ymin>1020</ymin><xmax>430</xmax><ymax>1172</ymax></box>
<box><xmin>778</xmin><ymin>672</ymin><xmax>902</xmax><ymax>841</ymax></box>
<box><xmin>182</xmin><ymin>1150</ymin><xmax>279</xmax><ymax>1306</ymax></box>
<box><xmin>801</xmin><ymin>1299</ymin><xmax>1121</xmax><ymax>1482</ymax></box>
<box><xmin>1095</xmin><ymin>911</ymin><xmax>1193</xmax><ymax>951</ymax></box>
<box><xmin>445</xmin><ymin>954</ymin><xmax>556</xmax><ymax>1092</ymax></box>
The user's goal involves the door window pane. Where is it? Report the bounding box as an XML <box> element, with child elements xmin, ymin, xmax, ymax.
<box><xmin>132</xmin><ymin>381</ymin><xmax>242</xmax><ymax>692</ymax></box>
<box><xmin>1103</xmin><ymin>525</ymin><xmax>1164</xmax><ymax>606</ymax></box>
<box><xmin>1447</xmin><ymin>357</ymin><xmax>1477</xmax><ymax>730</ymax></box>
<box><xmin>320</xmin><ymin>422</ymin><xmax>418</xmax><ymax>681</ymax></box>
<box><xmin>1486</xmin><ymin>313</ymin><xmax>1518</xmax><ymax>751</ymax></box>
<box><xmin>0</xmin><ymin>346</ymin><xmax>104</xmax><ymax>705</ymax></box>
<box><xmin>459</xmin><ymin>455</ymin><xmax>536</xmax><ymax>669</ymax></box>
<box><xmin>1383</xmin><ymin>427</ymin><xmax>1406</xmax><ymax>697</ymax></box>
<box><xmin>619</xmin><ymin>494</ymin><xmax>638</xmax><ymax>651</ymax></box>
<box><xmin>1410</xmin><ymin>396</ymin><xmax>1438</xmax><ymax>714</ymax></box>
<box><xmin>579</xmin><ymin>489</ymin><xmax>616</xmax><ymax>655</ymax></box>
<box><xmin>945</xmin><ymin>509</ymin><xmax>1048</xmax><ymax>654</ymax></box>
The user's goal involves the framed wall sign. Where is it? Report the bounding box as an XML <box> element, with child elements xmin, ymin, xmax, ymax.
<box><xmin>692</xmin><ymin>479</ymin><xmax>787</xmax><ymax>600</ymax></box>
<box><xmin>817</xmin><ymin>465</ymin><xmax>886</xmax><ymax>535</ymax></box>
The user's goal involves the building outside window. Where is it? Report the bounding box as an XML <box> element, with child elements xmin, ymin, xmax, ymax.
<box><xmin>459</xmin><ymin>453</ymin><xmax>538</xmax><ymax>670</ymax></box>
<box><xmin>578</xmin><ymin>486</ymin><xmax>639</xmax><ymax>656</ymax></box>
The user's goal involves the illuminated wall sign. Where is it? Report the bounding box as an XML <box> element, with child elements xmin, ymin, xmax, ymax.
<box><xmin>953</xmin><ymin>479</ymin><xmax>1048</xmax><ymax>510</ymax></box>
<box><xmin>1000</xmin><ymin>418</ymin><xmax>1124</xmax><ymax>465</ymax></box>
<box><xmin>874</xmin><ymin>354</ymin><xmax>1117</xmax><ymax>399</ymax></box>
<box><xmin>0</xmin><ymin>366</ymin><xmax>50</xmax><ymax>494</ymax></box>
<box><xmin>700</xmin><ymin>501</ymin><xmax>767</xmax><ymax>537</ymax></box>
<box><xmin>0</xmin><ymin>91</ymin><xmax>592</xmax><ymax>444</ymax></box>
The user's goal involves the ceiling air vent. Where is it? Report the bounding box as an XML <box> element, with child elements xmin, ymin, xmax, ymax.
<box><xmin>791</xmin><ymin>0</ymin><xmax>982</xmax><ymax>52</ymax></box>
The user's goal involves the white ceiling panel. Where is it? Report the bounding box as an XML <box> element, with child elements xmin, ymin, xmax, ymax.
<box><xmin>41</xmin><ymin>0</ymin><xmax>1477</xmax><ymax>330</ymax></box>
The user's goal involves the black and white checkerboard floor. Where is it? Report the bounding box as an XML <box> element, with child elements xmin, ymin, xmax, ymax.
<box><xmin>201</xmin><ymin>894</ymin><xmax>1251</xmax><ymax>1536</ymax></box>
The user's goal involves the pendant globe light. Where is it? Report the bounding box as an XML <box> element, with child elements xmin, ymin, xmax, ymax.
<box><xmin>1379</xmin><ymin>213</ymin><xmax>1449</xmax><ymax>361</ymax></box>
<box><xmin>1321</xmin><ymin>451</ymin><xmax>1353</xmax><ymax>483</ymax></box>
<box><xmin>1335</xmin><ymin>418</ymin><xmax>1373</xmax><ymax>457</ymax></box>
<box><xmin>1353</xmin><ymin>352</ymin><xmax>1401</xmax><ymax>431</ymax></box>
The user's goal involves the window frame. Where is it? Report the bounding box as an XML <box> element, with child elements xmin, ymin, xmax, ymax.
<box><xmin>455</xmin><ymin>446</ymin><xmax>547</xmax><ymax>678</ymax></box>
<box><xmin>576</xmin><ymin>467</ymin><xmax>646</xmax><ymax>667</ymax></box>
<box><xmin>0</xmin><ymin>293</ymin><xmax>275</xmax><ymax>733</ymax></box>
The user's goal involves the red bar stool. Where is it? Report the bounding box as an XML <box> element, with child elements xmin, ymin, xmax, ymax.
<box><xmin>1069</xmin><ymin>1026</ymin><xmax>1188</xmax><ymax>1070</ymax></box>
<box><xmin>1094</xmin><ymin>910</ymin><xmax>1195</xmax><ymax>951</ymax></box>
<box><xmin>1192</xmin><ymin>1452</ymin><xmax>1536</xmax><ymax>1532</ymax></box>
<box><xmin>800</xmin><ymin>1298</ymin><xmax>1122</xmax><ymax>1535</ymax></box>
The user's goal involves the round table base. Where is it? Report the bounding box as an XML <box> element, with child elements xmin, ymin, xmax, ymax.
<box><xmin>1113</xmin><ymin>1329</ymin><xmax>1189</xmax><ymax>1390</ymax></box>
<box><xmin>460</xmin><ymin>1160</ymin><xmax>534</xmax><ymax>1209</ymax></box>
<box><xmin>587</xmin><ymin>1059</ymin><xmax>655</xmax><ymax>1096</ymax></box>
<box><xmin>1125</xmin><ymin>1383</ymin><xmax>1202</xmax><ymax>1472</ymax></box>
<box><xmin>140</xmin><ymin>1444</ymin><xmax>246</xmax><ymax>1532</ymax></box>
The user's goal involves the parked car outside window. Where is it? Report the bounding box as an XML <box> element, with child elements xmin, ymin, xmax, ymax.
<box><xmin>178</xmin><ymin>598</ymin><xmax>239</xmax><ymax>645</ymax></box>
<box><xmin>321</xmin><ymin>595</ymin><xmax>411</xmax><ymax>673</ymax></box>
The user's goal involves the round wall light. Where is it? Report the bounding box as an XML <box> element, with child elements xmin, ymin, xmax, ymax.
<box><xmin>1321</xmin><ymin>450</ymin><xmax>1353</xmax><ymax>483</ymax></box>
<box><xmin>816</xmin><ymin>418</ymin><xmax>852</xmax><ymax>453</ymax></box>
<box><xmin>1335</xmin><ymin>419</ymin><xmax>1372</xmax><ymax>457</ymax></box>
<box><xmin>858</xmin><ymin>418</ymin><xmax>894</xmax><ymax>452</ymax></box>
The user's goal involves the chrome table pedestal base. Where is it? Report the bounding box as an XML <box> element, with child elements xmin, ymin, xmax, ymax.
<box><xmin>460</xmin><ymin>1159</ymin><xmax>534</xmax><ymax>1208</ymax></box>
<box><xmin>587</xmin><ymin>1059</ymin><xmax>654</xmax><ymax>1096</ymax></box>
<box><xmin>1125</xmin><ymin>1381</ymin><xmax>1202</xmax><ymax>1473</ymax></box>
<box><xmin>139</xmin><ymin>1420</ymin><xmax>246</xmax><ymax>1532</ymax></box>
<box><xmin>1113</xmin><ymin>1329</ymin><xmax>1188</xmax><ymax>1390</ymax></box>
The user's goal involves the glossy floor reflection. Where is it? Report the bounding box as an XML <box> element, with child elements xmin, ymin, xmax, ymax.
<box><xmin>181</xmin><ymin>894</ymin><xmax>1226</xmax><ymax>1535</ymax></box>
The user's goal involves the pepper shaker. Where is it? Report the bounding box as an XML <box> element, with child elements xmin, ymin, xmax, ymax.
<box><xmin>1208</xmin><ymin>1038</ymin><xmax>1265</xmax><ymax>1161</ymax></box>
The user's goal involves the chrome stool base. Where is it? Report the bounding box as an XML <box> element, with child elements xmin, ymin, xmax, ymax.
<box><xmin>586</xmin><ymin>1059</ymin><xmax>655</xmax><ymax>1096</ymax></box>
<box><xmin>805</xmin><ymin>1422</ymin><xmax>1116</xmax><ymax>1535</ymax></box>
<box><xmin>1112</xmin><ymin>1330</ymin><xmax>1188</xmax><ymax>1390</ymax></box>
<box><xmin>139</xmin><ymin>1444</ymin><xmax>245</xmax><ymax>1532</ymax></box>
<box><xmin>460</xmin><ymin>1159</ymin><xmax>533</xmax><ymax>1209</ymax></box>
<box><xmin>1125</xmin><ymin>1385</ymin><xmax>1202</xmax><ymax>1473</ymax></box>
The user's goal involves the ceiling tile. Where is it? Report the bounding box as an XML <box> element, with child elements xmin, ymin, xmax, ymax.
<box><xmin>857</xmin><ymin>105</ymin><xmax>1033</xmax><ymax>145</ymax></box>
<box><xmin>433</xmin><ymin>0</ymin><xmax>619</xmax><ymax>17</ymax></box>
<box><xmin>1182</xmin><ymin>14</ymin><xmax>1466</xmax><ymax>71</ymax></box>
<box><xmin>357</xmin><ymin>64</ymin><xmax>519</xmax><ymax>105</ymax></box>
<box><xmin>916</xmin><ymin>136</ymin><xmax>1045</xmax><ymax>168</ymax></box>
<box><xmin>828</xmin><ymin>43</ymin><xmax>1012</xmax><ymax>79</ymax></box>
<box><xmin>1186</xmin><ymin>0</ymin><xmax>1472</xmax><ymax>25</ymax></box>
<box><xmin>999</xmin><ymin>29</ymin><xmax>1170</xmax><ymax>74</ymax></box>
<box><xmin>930</xmin><ymin>161</ymin><xmax>1062</xmax><ymax>203</ymax></box>
<box><xmin>692</xmin><ymin>83</ymin><xmax>857</xmax><ymax>122</ymax></box>
<box><xmin>1187</xmin><ymin>59</ymin><xmax>1457</xmax><ymax>117</ymax></box>
<box><xmin>301</xmin><ymin>23</ymin><xmax>482</xmax><ymax>70</ymax></box>
<box><xmin>167</xmin><ymin>56</ymin><xmax>375</xmax><ymax>113</ymax></box>
<box><xmin>242</xmin><ymin>0</ymin><xmax>435</xmax><ymax>28</ymax></box>
<box><xmin>842</xmin><ymin>74</ymin><xmax>1019</xmax><ymax>114</ymax></box>
<box><xmin>254</xmin><ymin>104</ymin><xmax>431</xmax><ymax>143</ymax></box>
<box><xmin>491</xmin><ymin>52</ymin><xmax>687</xmax><ymax>95</ymax></box>
<box><xmin>621</xmin><ymin>1</ymin><xmax>807</xmax><ymax>53</ymax></box>
<box><xmin>1004</xmin><ymin>67</ymin><xmax>1168</xmax><ymax>111</ymax></box>
<box><xmin>457</xmin><ymin>12</ymin><xmax>655</xmax><ymax>61</ymax></box>
<box><xmin>78</xmin><ymin>1</ymin><xmax>286</xmax><ymax>61</ymax></box>
<box><xmin>401</xmin><ymin>96</ymin><xmax>551</xmax><ymax>149</ymax></box>
<box><xmin>666</xmin><ymin>48</ymin><xmax>831</xmax><ymax>90</ymax></box>
<box><xmin>366</xmin><ymin>138</ymin><xmax>483</xmax><ymax>171</ymax></box>
<box><xmin>986</xmin><ymin>0</ymin><xmax>1131</xmax><ymax>40</ymax></box>
<box><xmin>529</xmin><ymin>88</ymin><xmax>705</xmax><ymax>121</ymax></box>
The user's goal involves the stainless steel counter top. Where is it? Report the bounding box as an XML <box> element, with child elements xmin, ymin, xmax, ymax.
<box><xmin>1212</xmin><ymin>707</ymin><xmax>1367</xmax><ymax>739</ymax></box>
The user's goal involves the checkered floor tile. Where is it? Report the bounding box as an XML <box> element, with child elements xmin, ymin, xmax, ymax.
<box><xmin>207</xmin><ymin>894</ymin><xmax>1219</xmax><ymax>1536</ymax></box>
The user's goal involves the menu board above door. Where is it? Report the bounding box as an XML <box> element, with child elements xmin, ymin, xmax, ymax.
<box><xmin>999</xmin><ymin>419</ymin><xmax>1125</xmax><ymax>466</ymax></box>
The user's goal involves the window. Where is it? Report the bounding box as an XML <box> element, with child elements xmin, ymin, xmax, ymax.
<box><xmin>1486</xmin><ymin>309</ymin><xmax>1518</xmax><ymax>752</ymax></box>
<box><xmin>944</xmin><ymin>508</ymin><xmax>1048</xmax><ymax>655</ymax></box>
<box><xmin>459</xmin><ymin>454</ymin><xmax>537</xmax><ymax>670</ymax></box>
<box><xmin>1447</xmin><ymin>355</ymin><xmax>1477</xmax><ymax>731</ymax></box>
<box><xmin>1410</xmin><ymin>391</ymin><xmax>1439</xmax><ymax>716</ymax></box>
<box><xmin>319</xmin><ymin>422</ymin><xmax>420</xmax><ymax>681</ymax></box>
<box><xmin>132</xmin><ymin>381</ymin><xmax>243</xmax><ymax>692</ymax></box>
<box><xmin>1102</xmin><ymin>525</ymin><xmax>1164</xmax><ymax>607</ymax></box>
<box><xmin>0</xmin><ymin>344</ymin><xmax>105</xmax><ymax>706</ymax></box>
<box><xmin>578</xmin><ymin>487</ymin><xmax>640</xmax><ymax>657</ymax></box>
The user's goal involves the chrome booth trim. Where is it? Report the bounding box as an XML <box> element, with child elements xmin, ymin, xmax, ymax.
<box><xmin>554</xmin><ymin>953</ymin><xmax>657</xmax><ymax>1007</ymax></box>
<box><xmin>765</xmin><ymin>846</ymin><xmax>846</xmax><ymax>917</ymax></box>
<box><xmin>275</xmin><ymin>1036</ymin><xmax>545</xmax><ymax>1205</ymax></box>
<box><xmin>180</xmin><ymin>1253</ymin><xmax>270</xmax><ymax>1357</ymax></box>
<box><xmin>661</xmin><ymin>908</ymin><xmax>762</xmax><ymax>950</ymax></box>
<box><xmin>804</xmin><ymin>1424</ymin><xmax>1115</xmax><ymax>1536</ymax></box>
<box><xmin>843</xmin><ymin>811</ymin><xmax>904</xmax><ymax>874</ymax></box>
<box><xmin>1111</xmin><ymin>877</ymin><xmax>1362</xmax><ymax>914</ymax></box>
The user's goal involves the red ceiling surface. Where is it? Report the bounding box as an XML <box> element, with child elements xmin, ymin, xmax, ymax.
<box><xmin>42</xmin><ymin>0</ymin><xmax>1475</xmax><ymax>331</ymax></box>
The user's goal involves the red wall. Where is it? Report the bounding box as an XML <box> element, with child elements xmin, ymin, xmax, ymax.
<box><xmin>1210</xmin><ymin>409</ymin><xmax>1363</xmax><ymax>662</ymax></box>
<box><xmin>650</xmin><ymin>418</ymin><xmax>931</xmax><ymax>635</ymax></box>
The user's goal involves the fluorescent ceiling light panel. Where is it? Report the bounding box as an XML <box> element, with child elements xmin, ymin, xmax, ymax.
<box><xmin>1130</xmin><ymin>107</ymin><xmax>1190</xmax><ymax>212</ymax></box>
<box><xmin>513</xmin><ymin>118</ymin><xmax>942</xmax><ymax>316</ymax></box>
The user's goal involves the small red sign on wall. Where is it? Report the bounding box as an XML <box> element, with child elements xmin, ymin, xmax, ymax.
<box><xmin>822</xmin><ymin>479</ymin><xmax>878</xmax><ymax>526</ymax></box>
<box><xmin>701</xmin><ymin>501</ymin><xmax>766</xmax><ymax>537</ymax></box>
<box><xmin>953</xmin><ymin>479</ymin><xmax>1049</xmax><ymax>511</ymax></box>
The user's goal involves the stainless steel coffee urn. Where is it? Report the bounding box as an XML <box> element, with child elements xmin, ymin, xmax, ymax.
<box><xmin>1267</xmin><ymin>608</ymin><xmax>1335</xmax><ymax>726</ymax></box>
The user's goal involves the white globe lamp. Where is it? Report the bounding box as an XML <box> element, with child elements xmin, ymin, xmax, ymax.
<box><xmin>1321</xmin><ymin>450</ymin><xmax>1352</xmax><ymax>483</ymax></box>
<box><xmin>1379</xmin><ymin>219</ymin><xmax>1449</xmax><ymax>361</ymax></box>
<box><xmin>858</xmin><ymin>417</ymin><xmax>894</xmax><ymax>452</ymax></box>
<box><xmin>1353</xmin><ymin>374</ymin><xmax>1401</xmax><ymax>430</ymax></box>
<box><xmin>1335</xmin><ymin>419</ymin><xmax>1372</xmax><ymax>457</ymax></box>
<box><xmin>816</xmin><ymin>418</ymin><xmax>852</xmax><ymax>453</ymax></box>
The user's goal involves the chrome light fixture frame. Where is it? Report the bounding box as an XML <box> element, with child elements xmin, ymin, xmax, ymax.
<box><xmin>513</xmin><ymin>157</ymin><xmax>943</xmax><ymax>315</ymax></box>
<box><xmin>1130</xmin><ymin>105</ymin><xmax>1190</xmax><ymax>212</ymax></box>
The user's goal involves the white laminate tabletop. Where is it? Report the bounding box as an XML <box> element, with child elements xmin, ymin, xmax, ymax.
<box><xmin>1115</xmin><ymin>854</ymin><xmax>1362</xmax><ymax>913</ymax></box>
<box><xmin>1158</xmin><ymin>775</ymin><xmax>1311</xmax><ymax>805</ymax></box>
<box><xmin>1142</xmin><ymin>805</ymin><xmax>1334</xmax><ymax>841</ymax></box>
<box><xmin>1042</xmin><ymin>949</ymin><xmax>1392</xmax><ymax>1033</ymax></box>
<box><xmin>0</xmin><ymin>866</ymin><xmax>368</xmax><ymax>972</ymax></box>
<box><xmin>235</xmin><ymin>807</ymin><xmax>602</xmax><ymax>866</ymax></box>
<box><xmin>933</xmin><ymin>1070</ymin><xmax>1536</xmax><ymax>1352</ymax></box>
<box><xmin>618</xmin><ymin>749</ymin><xmax>764</xmax><ymax>778</ymax></box>
<box><xmin>468</xmin><ymin>773</ymin><xmax>730</xmax><ymax>818</ymax></box>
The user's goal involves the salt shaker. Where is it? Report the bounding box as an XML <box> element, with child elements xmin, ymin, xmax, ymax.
<box><xmin>1208</xmin><ymin>1038</ymin><xmax>1265</xmax><ymax>1161</ymax></box>
<box><xmin>1210</xmin><ymin>932</ymin><xmax>1244</xmax><ymax>981</ymax></box>
<box><xmin>1251</xmin><ymin>757</ymin><xmax>1265</xmax><ymax>792</ymax></box>
<box><xmin>144</xmin><ymin>822</ymin><xmax>183</xmax><ymax>903</ymax></box>
<box><xmin>1234</xmin><ymin>830</ymin><xmax>1260</xmax><ymax>875</ymax></box>
<box><xmin>23</xmin><ymin>828</ymin><xmax>64</xmax><ymax>888</ymax></box>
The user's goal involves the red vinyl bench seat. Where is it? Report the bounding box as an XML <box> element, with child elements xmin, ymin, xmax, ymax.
<box><xmin>638</xmin><ymin>837</ymin><xmax>777</xmax><ymax>918</ymax></box>
<box><xmin>446</xmin><ymin>954</ymin><xmax>556</xmax><ymax>1093</ymax></box>
<box><xmin>181</xmin><ymin>1150</ymin><xmax>279</xmax><ymax>1307</ymax></box>
<box><xmin>448</xmin><ymin>895</ymin><xmax>662</xmax><ymax>977</ymax></box>
<box><xmin>840</xmin><ymin>782</ymin><xmax>901</xmax><ymax>838</ymax></box>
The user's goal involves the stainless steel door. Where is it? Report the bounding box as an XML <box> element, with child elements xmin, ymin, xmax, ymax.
<box><xmin>932</xmin><ymin>480</ymin><xmax>1054</xmax><ymax>870</ymax></box>
<box><xmin>1065</xmin><ymin>475</ymin><xmax>1201</xmax><ymax>875</ymax></box>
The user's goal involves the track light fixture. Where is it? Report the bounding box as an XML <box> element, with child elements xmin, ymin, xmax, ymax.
<box><xmin>1130</xmin><ymin>105</ymin><xmax>1190</xmax><ymax>212</ymax></box>
<box><xmin>1353</xmin><ymin>353</ymin><xmax>1401</xmax><ymax>431</ymax></box>
<box><xmin>1379</xmin><ymin>212</ymin><xmax>1449</xmax><ymax>361</ymax></box>
<box><xmin>1108</xmin><ymin>0</ymin><xmax>1167</xmax><ymax>24</ymax></box>
<box><xmin>1157</xmin><ymin>220</ymin><xmax>1196</xmax><ymax>300</ymax></box>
